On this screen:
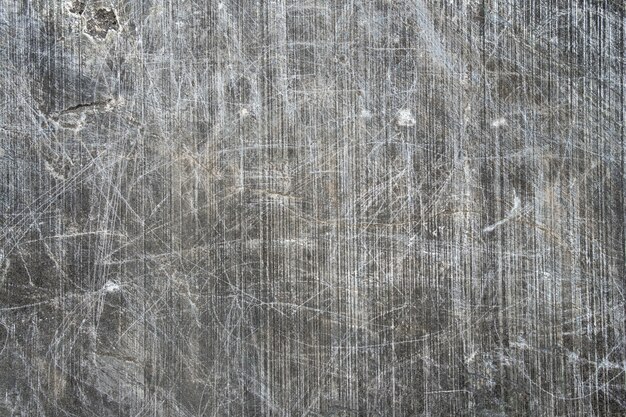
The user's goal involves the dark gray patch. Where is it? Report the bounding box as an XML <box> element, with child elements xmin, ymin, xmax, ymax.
<box><xmin>85</xmin><ymin>8</ymin><xmax>119</xmax><ymax>39</ymax></box>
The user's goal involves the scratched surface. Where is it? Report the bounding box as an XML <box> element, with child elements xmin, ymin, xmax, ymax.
<box><xmin>1</xmin><ymin>1</ymin><xmax>625</xmax><ymax>416</ymax></box>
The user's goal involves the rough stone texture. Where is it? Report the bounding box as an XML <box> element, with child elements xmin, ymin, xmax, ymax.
<box><xmin>1</xmin><ymin>1</ymin><xmax>625</xmax><ymax>416</ymax></box>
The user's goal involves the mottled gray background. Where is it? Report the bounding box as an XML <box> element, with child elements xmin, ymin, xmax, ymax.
<box><xmin>1</xmin><ymin>0</ymin><xmax>625</xmax><ymax>416</ymax></box>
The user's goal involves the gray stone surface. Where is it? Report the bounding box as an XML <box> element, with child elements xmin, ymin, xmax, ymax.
<box><xmin>1</xmin><ymin>1</ymin><xmax>625</xmax><ymax>416</ymax></box>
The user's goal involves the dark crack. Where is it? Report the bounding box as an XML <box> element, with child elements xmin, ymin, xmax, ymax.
<box><xmin>59</xmin><ymin>99</ymin><xmax>113</xmax><ymax>115</ymax></box>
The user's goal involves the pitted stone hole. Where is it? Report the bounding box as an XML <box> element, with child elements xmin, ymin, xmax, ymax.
<box><xmin>86</xmin><ymin>8</ymin><xmax>119</xmax><ymax>39</ymax></box>
<box><xmin>337</xmin><ymin>54</ymin><xmax>348</xmax><ymax>64</ymax></box>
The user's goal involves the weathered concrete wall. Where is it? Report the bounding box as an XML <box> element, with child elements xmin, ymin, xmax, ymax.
<box><xmin>1</xmin><ymin>1</ymin><xmax>624</xmax><ymax>415</ymax></box>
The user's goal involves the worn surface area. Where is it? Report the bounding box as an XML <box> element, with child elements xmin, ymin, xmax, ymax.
<box><xmin>1</xmin><ymin>1</ymin><xmax>625</xmax><ymax>416</ymax></box>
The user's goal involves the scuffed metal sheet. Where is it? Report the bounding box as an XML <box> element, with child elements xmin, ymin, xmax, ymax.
<box><xmin>1</xmin><ymin>1</ymin><xmax>625</xmax><ymax>415</ymax></box>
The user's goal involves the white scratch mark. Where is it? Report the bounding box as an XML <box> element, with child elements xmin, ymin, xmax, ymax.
<box><xmin>483</xmin><ymin>191</ymin><xmax>521</xmax><ymax>233</ymax></box>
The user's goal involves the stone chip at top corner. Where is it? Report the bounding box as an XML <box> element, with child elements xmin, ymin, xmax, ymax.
<box><xmin>68</xmin><ymin>0</ymin><xmax>86</xmax><ymax>15</ymax></box>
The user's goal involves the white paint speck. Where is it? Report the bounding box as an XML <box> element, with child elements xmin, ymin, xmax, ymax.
<box><xmin>396</xmin><ymin>109</ymin><xmax>416</xmax><ymax>127</ymax></box>
<box><xmin>240</xmin><ymin>108</ymin><xmax>249</xmax><ymax>118</ymax></box>
<box><xmin>360</xmin><ymin>109</ymin><xmax>372</xmax><ymax>119</ymax></box>
<box><xmin>102</xmin><ymin>281</ymin><xmax>121</xmax><ymax>293</ymax></box>
<box><xmin>491</xmin><ymin>117</ymin><xmax>507</xmax><ymax>128</ymax></box>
